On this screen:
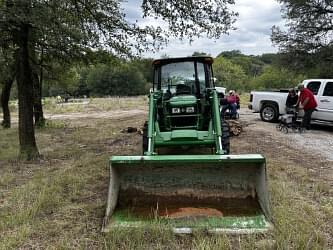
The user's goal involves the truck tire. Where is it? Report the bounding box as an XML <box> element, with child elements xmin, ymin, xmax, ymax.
<box><xmin>260</xmin><ymin>103</ymin><xmax>278</xmax><ymax>122</ymax></box>
<box><xmin>142</xmin><ymin>121</ymin><xmax>148</xmax><ymax>154</ymax></box>
<box><xmin>221</xmin><ymin>120</ymin><xmax>230</xmax><ymax>154</ymax></box>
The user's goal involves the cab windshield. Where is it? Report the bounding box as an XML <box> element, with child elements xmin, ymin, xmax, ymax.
<box><xmin>160</xmin><ymin>61</ymin><xmax>208</xmax><ymax>95</ymax></box>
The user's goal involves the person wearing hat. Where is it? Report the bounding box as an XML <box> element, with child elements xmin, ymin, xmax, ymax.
<box><xmin>221</xmin><ymin>90</ymin><xmax>237</xmax><ymax>118</ymax></box>
<box><xmin>296</xmin><ymin>84</ymin><xmax>317</xmax><ymax>130</ymax></box>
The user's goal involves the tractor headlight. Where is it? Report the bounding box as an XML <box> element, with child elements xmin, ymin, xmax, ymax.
<box><xmin>172</xmin><ymin>108</ymin><xmax>181</xmax><ymax>114</ymax></box>
<box><xmin>186</xmin><ymin>107</ymin><xmax>195</xmax><ymax>113</ymax></box>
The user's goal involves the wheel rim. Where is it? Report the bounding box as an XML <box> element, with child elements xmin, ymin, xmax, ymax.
<box><xmin>262</xmin><ymin>107</ymin><xmax>275</xmax><ymax>121</ymax></box>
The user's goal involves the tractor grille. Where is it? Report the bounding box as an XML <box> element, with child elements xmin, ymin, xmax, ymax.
<box><xmin>170</xmin><ymin>115</ymin><xmax>197</xmax><ymax>128</ymax></box>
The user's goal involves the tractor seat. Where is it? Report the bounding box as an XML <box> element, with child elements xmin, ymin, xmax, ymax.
<box><xmin>176</xmin><ymin>84</ymin><xmax>191</xmax><ymax>95</ymax></box>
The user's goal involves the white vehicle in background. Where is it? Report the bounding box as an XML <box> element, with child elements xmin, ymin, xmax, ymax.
<box><xmin>248</xmin><ymin>79</ymin><xmax>333</xmax><ymax>123</ymax></box>
<box><xmin>215</xmin><ymin>86</ymin><xmax>226</xmax><ymax>96</ymax></box>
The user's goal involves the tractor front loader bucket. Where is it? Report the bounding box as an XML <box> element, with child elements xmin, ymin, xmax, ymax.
<box><xmin>102</xmin><ymin>154</ymin><xmax>272</xmax><ymax>234</ymax></box>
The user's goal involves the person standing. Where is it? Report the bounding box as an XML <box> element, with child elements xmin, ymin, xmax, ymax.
<box><xmin>296</xmin><ymin>84</ymin><xmax>317</xmax><ymax>130</ymax></box>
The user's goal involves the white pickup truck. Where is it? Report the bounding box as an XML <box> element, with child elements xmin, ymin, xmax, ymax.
<box><xmin>248</xmin><ymin>79</ymin><xmax>333</xmax><ymax>122</ymax></box>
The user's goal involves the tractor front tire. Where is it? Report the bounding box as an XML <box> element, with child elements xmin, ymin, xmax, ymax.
<box><xmin>221</xmin><ymin>121</ymin><xmax>230</xmax><ymax>154</ymax></box>
<box><xmin>142</xmin><ymin>121</ymin><xmax>148</xmax><ymax>154</ymax></box>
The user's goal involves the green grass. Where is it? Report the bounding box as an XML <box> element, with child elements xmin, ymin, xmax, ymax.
<box><xmin>0</xmin><ymin>96</ymin><xmax>332</xmax><ymax>249</ymax></box>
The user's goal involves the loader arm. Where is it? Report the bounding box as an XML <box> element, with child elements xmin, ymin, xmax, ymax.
<box><xmin>211</xmin><ymin>89</ymin><xmax>224</xmax><ymax>154</ymax></box>
<box><xmin>146</xmin><ymin>92</ymin><xmax>156</xmax><ymax>155</ymax></box>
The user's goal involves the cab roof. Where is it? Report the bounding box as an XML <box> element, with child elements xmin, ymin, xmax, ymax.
<box><xmin>153</xmin><ymin>56</ymin><xmax>214</xmax><ymax>66</ymax></box>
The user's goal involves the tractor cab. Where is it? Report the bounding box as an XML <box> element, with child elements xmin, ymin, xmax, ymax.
<box><xmin>152</xmin><ymin>57</ymin><xmax>215</xmax><ymax>131</ymax></box>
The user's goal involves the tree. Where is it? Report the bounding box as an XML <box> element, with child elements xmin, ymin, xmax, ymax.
<box><xmin>217</xmin><ymin>50</ymin><xmax>242</xmax><ymax>59</ymax></box>
<box><xmin>215</xmin><ymin>51</ymin><xmax>268</xmax><ymax>78</ymax></box>
<box><xmin>192</xmin><ymin>52</ymin><xmax>210</xmax><ymax>57</ymax></box>
<box><xmin>86</xmin><ymin>62</ymin><xmax>148</xmax><ymax>96</ymax></box>
<box><xmin>249</xmin><ymin>65</ymin><xmax>305</xmax><ymax>90</ymax></box>
<box><xmin>0</xmin><ymin>0</ymin><xmax>237</xmax><ymax>159</ymax></box>
<box><xmin>229</xmin><ymin>56</ymin><xmax>264</xmax><ymax>78</ymax></box>
<box><xmin>271</xmin><ymin>0</ymin><xmax>333</xmax><ymax>76</ymax></box>
<box><xmin>272</xmin><ymin>0</ymin><xmax>333</xmax><ymax>52</ymax></box>
<box><xmin>213</xmin><ymin>56</ymin><xmax>247</xmax><ymax>92</ymax></box>
<box><xmin>259</xmin><ymin>53</ymin><xmax>280</xmax><ymax>65</ymax></box>
<box><xmin>129</xmin><ymin>58</ymin><xmax>154</xmax><ymax>84</ymax></box>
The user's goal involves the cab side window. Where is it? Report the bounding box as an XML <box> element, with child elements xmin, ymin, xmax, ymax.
<box><xmin>154</xmin><ymin>68</ymin><xmax>159</xmax><ymax>90</ymax></box>
<box><xmin>323</xmin><ymin>82</ymin><xmax>333</xmax><ymax>96</ymax></box>
<box><xmin>196</xmin><ymin>62</ymin><xmax>206</xmax><ymax>95</ymax></box>
<box><xmin>307</xmin><ymin>81</ymin><xmax>321</xmax><ymax>95</ymax></box>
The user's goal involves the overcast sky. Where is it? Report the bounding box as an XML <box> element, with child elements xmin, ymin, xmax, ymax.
<box><xmin>123</xmin><ymin>0</ymin><xmax>285</xmax><ymax>58</ymax></box>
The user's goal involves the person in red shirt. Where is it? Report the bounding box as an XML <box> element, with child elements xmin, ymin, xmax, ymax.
<box><xmin>296</xmin><ymin>84</ymin><xmax>317</xmax><ymax>130</ymax></box>
<box><xmin>221</xmin><ymin>90</ymin><xmax>237</xmax><ymax>118</ymax></box>
<box><xmin>234</xmin><ymin>90</ymin><xmax>240</xmax><ymax>109</ymax></box>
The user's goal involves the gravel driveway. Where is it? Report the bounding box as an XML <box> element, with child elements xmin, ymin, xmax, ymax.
<box><xmin>241</xmin><ymin>108</ymin><xmax>333</xmax><ymax>161</ymax></box>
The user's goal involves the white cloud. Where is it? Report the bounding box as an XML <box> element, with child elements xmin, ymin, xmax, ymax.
<box><xmin>122</xmin><ymin>0</ymin><xmax>285</xmax><ymax>58</ymax></box>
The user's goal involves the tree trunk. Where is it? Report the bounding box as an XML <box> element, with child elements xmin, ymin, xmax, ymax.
<box><xmin>1</xmin><ymin>77</ymin><xmax>14</xmax><ymax>128</ymax></box>
<box><xmin>16</xmin><ymin>24</ymin><xmax>39</xmax><ymax>160</ymax></box>
<box><xmin>32</xmin><ymin>70</ymin><xmax>45</xmax><ymax>127</ymax></box>
<box><xmin>1</xmin><ymin>59</ymin><xmax>16</xmax><ymax>128</ymax></box>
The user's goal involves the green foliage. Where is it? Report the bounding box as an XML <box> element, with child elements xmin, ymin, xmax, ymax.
<box><xmin>1</xmin><ymin>0</ymin><xmax>238</xmax><ymax>59</ymax></box>
<box><xmin>276</xmin><ymin>48</ymin><xmax>333</xmax><ymax>78</ymax></box>
<box><xmin>213</xmin><ymin>51</ymin><xmax>307</xmax><ymax>91</ymax></box>
<box><xmin>0</xmin><ymin>0</ymin><xmax>238</xmax><ymax>101</ymax></box>
<box><xmin>86</xmin><ymin>62</ymin><xmax>149</xmax><ymax>97</ymax></box>
<box><xmin>260</xmin><ymin>53</ymin><xmax>280</xmax><ymax>64</ymax></box>
<box><xmin>272</xmin><ymin>0</ymin><xmax>332</xmax><ymax>52</ymax></box>
<box><xmin>45</xmin><ymin>66</ymin><xmax>80</xmax><ymax>96</ymax></box>
<box><xmin>217</xmin><ymin>50</ymin><xmax>242</xmax><ymax>59</ymax></box>
<box><xmin>213</xmin><ymin>56</ymin><xmax>248</xmax><ymax>92</ymax></box>
<box><xmin>271</xmin><ymin>0</ymin><xmax>333</xmax><ymax>77</ymax></box>
<box><xmin>249</xmin><ymin>66</ymin><xmax>305</xmax><ymax>90</ymax></box>
<box><xmin>129</xmin><ymin>58</ymin><xmax>154</xmax><ymax>84</ymax></box>
<box><xmin>229</xmin><ymin>56</ymin><xmax>265</xmax><ymax>78</ymax></box>
<box><xmin>39</xmin><ymin>50</ymin><xmax>314</xmax><ymax>96</ymax></box>
<box><xmin>39</xmin><ymin>55</ymin><xmax>152</xmax><ymax>97</ymax></box>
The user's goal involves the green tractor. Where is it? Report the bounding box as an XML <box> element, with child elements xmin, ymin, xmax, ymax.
<box><xmin>103</xmin><ymin>57</ymin><xmax>272</xmax><ymax>233</ymax></box>
<box><xmin>142</xmin><ymin>57</ymin><xmax>230</xmax><ymax>155</ymax></box>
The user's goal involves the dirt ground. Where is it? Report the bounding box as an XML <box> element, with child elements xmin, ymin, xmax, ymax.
<box><xmin>43</xmin><ymin>104</ymin><xmax>333</xmax><ymax>162</ymax></box>
<box><xmin>240</xmin><ymin>108</ymin><xmax>333</xmax><ymax>161</ymax></box>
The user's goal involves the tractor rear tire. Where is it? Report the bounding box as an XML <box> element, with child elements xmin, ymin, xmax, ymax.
<box><xmin>142</xmin><ymin>121</ymin><xmax>148</xmax><ymax>154</ymax></box>
<box><xmin>221</xmin><ymin>120</ymin><xmax>230</xmax><ymax>154</ymax></box>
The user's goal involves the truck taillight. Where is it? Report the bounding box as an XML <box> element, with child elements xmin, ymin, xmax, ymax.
<box><xmin>250</xmin><ymin>94</ymin><xmax>253</xmax><ymax>102</ymax></box>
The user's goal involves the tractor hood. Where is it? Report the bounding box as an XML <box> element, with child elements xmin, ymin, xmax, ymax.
<box><xmin>169</xmin><ymin>95</ymin><xmax>197</xmax><ymax>107</ymax></box>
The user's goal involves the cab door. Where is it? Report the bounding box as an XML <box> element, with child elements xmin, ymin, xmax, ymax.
<box><xmin>316</xmin><ymin>81</ymin><xmax>333</xmax><ymax>121</ymax></box>
<box><xmin>305</xmin><ymin>80</ymin><xmax>321</xmax><ymax>120</ymax></box>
